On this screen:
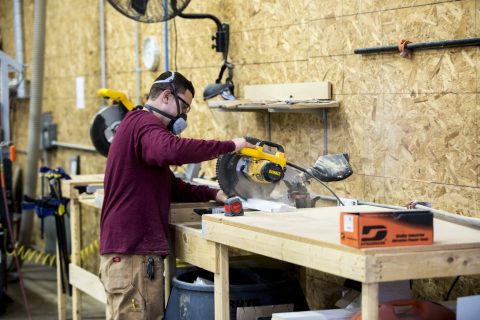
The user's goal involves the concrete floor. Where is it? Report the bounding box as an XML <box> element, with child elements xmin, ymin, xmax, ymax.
<box><xmin>2</xmin><ymin>262</ymin><xmax>105</xmax><ymax>319</ymax></box>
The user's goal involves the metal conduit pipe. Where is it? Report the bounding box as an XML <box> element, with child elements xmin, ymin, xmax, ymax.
<box><xmin>100</xmin><ymin>0</ymin><xmax>106</xmax><ymax>89</ymax></box>
<box><xmin>19</xmin><ymin>0</ymin><xmax>46</xmax><ymax>247</ymax></box>
<box><xmin>134</xmin><ymin>21</ymin><xmax>141</xmax><ymax>105</ymax></box>
<box><xmin>13</xmin><ymin>0</ymin><xmax>26</xmax><ymax>98</ymax></box>
<box><xmin>163</xmin><ymin>0</ymin><xmax>169</xmax><ymax>71</ymax></box>
<box><xmin>412</xmin><ymin>204</ymin><xmax>480</xmax><ymax>229</ymax></box>
<box><xmin>354</xmin><ymin>37</ymin><xmax>480</xmax><ymax>55</ymax></box>
<box><xmin>313</xmin><ymin>195</ymin><xmax>480</xmax><ymax>229</ymax></box>
<box><xmin>358</xmin><ymin>200</ymin><xmax>480</xmax><ymax>230</ymax></box>
<box><xmin>51</xmin><ymin>140</ymin><xmax>96</xmax><ymax>152</ymax></box>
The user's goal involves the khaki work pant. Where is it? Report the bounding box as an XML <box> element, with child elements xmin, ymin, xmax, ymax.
<box><xmin>99</xmin><ymin>254</ymin><xmax>165</xmax><ymax>320</ymax></box>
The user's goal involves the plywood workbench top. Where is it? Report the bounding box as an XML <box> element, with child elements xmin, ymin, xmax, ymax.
<box><xmin>202</xmin><ymin>205</ymin><xmax>480</xmax><ymax>255</ymax></box>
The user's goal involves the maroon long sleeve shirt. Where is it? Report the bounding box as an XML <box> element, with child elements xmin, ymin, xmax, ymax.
<box><xmin>100</xmin><ymin>109</ymin><xmax>235</xmax><ymax>256</ymax></box>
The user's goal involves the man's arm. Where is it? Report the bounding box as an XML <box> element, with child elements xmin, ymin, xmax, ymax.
<box><xmin>140</xmin><ymin>127</ymin><xmax>235</xmax><ymax>166</ymax></box>
<box><xmin>140</xmin><ymin>127</ymin><xmax>254</xmax><ymax>167</ymax></box>
<box><xmin>170</xmin><ymin>170</ymin><xmax>221</xmax><ymax>203</ymax></box>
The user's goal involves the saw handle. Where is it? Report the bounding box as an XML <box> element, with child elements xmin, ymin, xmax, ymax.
<box><xmin>257</xmin><ymin>140</ymin><xmax>285</xmax><ymax>153</ymax></box>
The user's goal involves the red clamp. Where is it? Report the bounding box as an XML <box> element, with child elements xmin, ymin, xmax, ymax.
<box><xmin>224</xmin><ymin>196</ymin><xmax>244</xmax><ymax>217</ymax></box>
<box><xmin>398</xmin><ymin>39</ymin><xmax>413</xmax><ymax>59</ymax></box>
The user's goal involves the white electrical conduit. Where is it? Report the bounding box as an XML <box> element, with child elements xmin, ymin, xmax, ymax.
<box><xmin>51</xmin><ymin>140</ymin><xmax>96</xmax><ymax>152</ymax></box>
<box><xmin>99</xmin><ymin>0</ymin><xmax>106</xmax><ymax>90</ymax></box>
<box><xmin>315</xmin><ymin>195</ymin><xmax>480</xmax><ymax>229</ymax></box>
<box><xmin>13</xmin><ymin>0</ymin><xmax>26</xmax><ymax>98</ymax></box>
<box><xmin>134</xmin><ymin>21</ymin><xmax>141</xmax><ymax>105</ymax></box>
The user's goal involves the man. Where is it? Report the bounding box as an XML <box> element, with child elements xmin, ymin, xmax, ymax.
<box><xmin>99</xmin><ymin>71</ymin><xmax>253</xmax><ymax>319</ymax></box>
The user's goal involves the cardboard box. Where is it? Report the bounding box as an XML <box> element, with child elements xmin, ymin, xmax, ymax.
<box><xmin>340</xmin><ymin>210</ymin><xmax>433</xmax><ymax>248</ymax></box>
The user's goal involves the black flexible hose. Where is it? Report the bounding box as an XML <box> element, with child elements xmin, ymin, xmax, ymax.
<box><xmin>445</xmin><ymin>276</ymin><xmax>460</xmax><ymax>301</ymax></box>
<box><xmin>286</xmin><ymin>162</ymin><xmax>345</xmax><ymax>206</ymax></box>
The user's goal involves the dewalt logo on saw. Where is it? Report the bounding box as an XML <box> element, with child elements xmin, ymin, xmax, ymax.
<box><xmin>268</xmin><ymin>169</ymin><xmax>282</xmax><ymax>176</ymax></box>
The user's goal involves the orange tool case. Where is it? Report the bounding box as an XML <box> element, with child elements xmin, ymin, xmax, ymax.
<box><xmin>340</xmin><ymin>209</ymin><xmax>433</xmax><ymax>248</ymax></box>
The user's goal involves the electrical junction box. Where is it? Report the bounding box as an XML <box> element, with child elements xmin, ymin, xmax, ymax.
<box><xmin>42</xmin><ymin>112</ymin><xmax>57</xmax><ymax>150</ymax></box>
<box><xmin>340</xmin><ymin>210</ymin><xmax>433</xmax><ymax>248</ymax></box>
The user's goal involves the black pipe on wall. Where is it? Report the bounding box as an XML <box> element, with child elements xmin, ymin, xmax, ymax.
<box><xmin>354</xmin><ymin>37</ymin><xmax>480</xmax><ymax>54</ymax></box>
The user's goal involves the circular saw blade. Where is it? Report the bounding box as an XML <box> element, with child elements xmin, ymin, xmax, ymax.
<box><xmin>90</xmin><ymin>104</ymin><xmax>128</xmax><ymax>157</ymax></box>
<box><xmin>216</xmin><ymin>153</ymin><xmax>276</xmax><ymax>199</ymax></box>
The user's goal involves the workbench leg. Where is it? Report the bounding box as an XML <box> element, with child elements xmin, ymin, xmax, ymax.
<box><xmin>165</xmin><ymin>235</ymin><xmax>177</xmax><ymax>308</ymax></box>
<box><xmin>70</xmin><ymin>198</ymin><xmax>82</xmax><ymax>320</ymax></box>
<box><xmin>56</xmin><ymin>243</ymin><xmax>66</xmax><ymax>320</ymax></box>
<box><xmin>362</xmin><ymin>283</ymin><xmax>379</xmax><ymax>320</ymax></box>
<box><xmin>214</xmin><ymin>244</ymin><xmax>229</xmax><ymax>320</ymax></box>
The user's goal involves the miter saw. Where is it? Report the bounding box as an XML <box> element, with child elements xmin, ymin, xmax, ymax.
<box><xmin>216</xmin><ymin>137</ymin><xmax>353</xmax><ymax>208</ymax></box>
<box><xmin>90</xmin><ymin>88</ymin><xmax>135</xmax><ymax>157</ymax></box>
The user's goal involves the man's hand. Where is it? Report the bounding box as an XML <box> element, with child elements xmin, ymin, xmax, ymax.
<box><xmin>232</xmin><ymin>137</ymin><xmax>256</xmax><ymax>152</ymax></box>
<box><xmin>215</xmin><ymin>190</ymin><xmax>228</xmax><ymax>203</ymax></box>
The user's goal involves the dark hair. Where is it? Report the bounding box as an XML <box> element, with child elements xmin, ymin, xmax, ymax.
<box><xmin>148</xmin><ymin>71</ymin><xmax>195</xmax><ymax>100</ymax></box>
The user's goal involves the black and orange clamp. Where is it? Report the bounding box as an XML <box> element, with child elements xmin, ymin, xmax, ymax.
<box><xmin>398</xmin><ymin>39</ymin><xmax>413</xmax><ymax>59</ymax></box>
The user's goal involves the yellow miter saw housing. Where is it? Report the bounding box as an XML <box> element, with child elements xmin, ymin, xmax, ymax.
<box><xmin>238</xmin><ymin>140</ymin><xmax>286</xmax><ymax>184</ymax></box>
<box><xmin>97</xmin><ymin>88</ymin><xmax>135</xmax><ymax>111</ymax></box>
<box><xmin>216</xmin><ymin>138</ymin><xmax>287</xmax><ymax>199</ymax></box>
<box><xmin>90</xmin><ymin>88</ymin><xmax>135</xmax><ymax>157</ymax></box>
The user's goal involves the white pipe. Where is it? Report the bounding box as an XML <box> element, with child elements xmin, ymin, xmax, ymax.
<box><xmin>13</xmin><ymin>0</ymin><xmax>26</xmax><ymax>98</ymax></box>
<box><xmin>163</xmin><ymin>0</ymin><xmax>169</xmax><ymax>71</ymax></box>
<box><xmin>52</xmin><ymin>140</ymin><xmax>96</xmax><ymax>152</ymax></box>
<box><xmin>134</xmin><ymin>21</ymin><xmax>141</xmax><ymax>105</ymax></box>
<box><xmin>0</xmin><ymin>52</ymin><xmax>22</xmax><ymax>141</ymax></box>
<box><xmin>20</xmin><ymin>0</ymin><xmax>46</xmax><ymax>247</ymax></box>
<box><xmin>99</xmin><ymin>0</ymin><xmax>106</xmax><ymax>91</ymax></box>
<box><xmin>314</xmin><ymin>195</ymin><xmax>480</xmax><ymax>229</ymax></box>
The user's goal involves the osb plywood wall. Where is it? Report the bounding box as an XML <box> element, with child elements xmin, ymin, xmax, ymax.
<box><xmin>1</xmin><ymin>0</ymin><xmax>479</xmax><ymax>307</ymax></box>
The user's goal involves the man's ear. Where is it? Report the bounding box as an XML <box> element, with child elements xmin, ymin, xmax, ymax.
<box><xmin>160</xmin><ymin>89</ymin><xmax>171</xmax><ymax>104</ymax></box>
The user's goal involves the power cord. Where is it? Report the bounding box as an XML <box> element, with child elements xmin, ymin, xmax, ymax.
<box><xmin>286</xmin><ymin>162</ymin><xmax>345</xmax><ymax>206</ymax></box>
<box><xmin>444</xmin><ymin>276</ymin><xmax>460</xmax><ymax>301</ymax></box>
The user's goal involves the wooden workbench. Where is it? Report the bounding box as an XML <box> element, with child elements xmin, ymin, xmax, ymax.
<box><xmin>202</xmin><ymin>205</ymin><xmax>480</xmax><ymax>320</ymax></box>
<box><xmin>58</xmin><ymin>174</ymin><xmax>244</xmax><ymax>320</ymax></box>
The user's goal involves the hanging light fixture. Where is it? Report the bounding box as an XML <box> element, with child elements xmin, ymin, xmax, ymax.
<box><xmin>203</xmin><ymin>60</ymin><xmax>235</xmax><ymax>100</ymax></box>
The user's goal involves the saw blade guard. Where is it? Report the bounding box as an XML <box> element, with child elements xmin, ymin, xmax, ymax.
<box><xmin>90</xmin><ymin>104</ymin><xmax>128</xmax><ymax>157</ymax></box>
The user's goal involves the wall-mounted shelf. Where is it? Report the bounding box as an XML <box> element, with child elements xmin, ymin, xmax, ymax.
<box><xmin>208</xmin><ymin>99</ymin><xmax>339</xmax><ymax>115</ymax></box>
